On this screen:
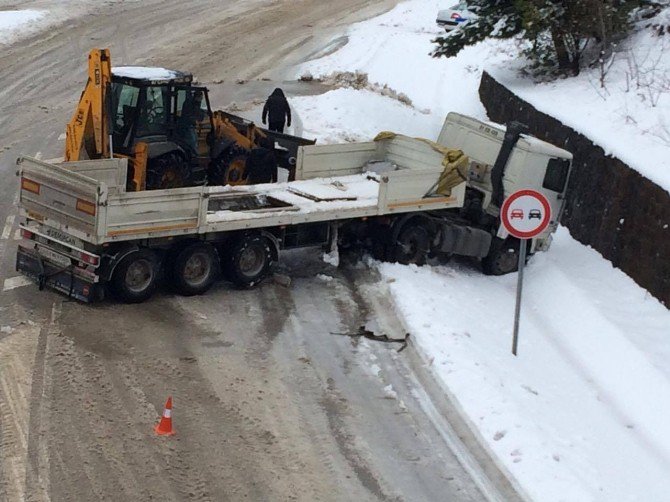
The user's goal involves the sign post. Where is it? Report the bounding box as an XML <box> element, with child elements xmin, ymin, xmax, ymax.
<box><xmin>500</xmin><ymin>190</ymin><xmax>551</xmax><ymax>356</ymax></box>
<box><xmin>511</xmin><ymin>240</ymin><xmax>526</xmax><ymax>355</ymax></box>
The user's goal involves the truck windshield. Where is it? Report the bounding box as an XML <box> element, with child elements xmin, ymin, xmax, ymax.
<box><xmin>110</xmin><ymin>82</ymin><xmax>140</xmax><ymax>148</ymax></box>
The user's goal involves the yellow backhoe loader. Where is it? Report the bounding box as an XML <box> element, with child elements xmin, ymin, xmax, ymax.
<box><xmin>65</xmin><ymin>49</ymin><xmax>314</xmax><ymax>191</ymax></box>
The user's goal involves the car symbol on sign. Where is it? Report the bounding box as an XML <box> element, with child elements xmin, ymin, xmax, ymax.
<box><xmin>528</xmin><ymin>209</ymin><xmax>542</xmax><ymax>220</ymax></box>
<box><xmin>511</xmin><ymin>209</ymin><xmax>524</xmax><ymax>219</ymax></box>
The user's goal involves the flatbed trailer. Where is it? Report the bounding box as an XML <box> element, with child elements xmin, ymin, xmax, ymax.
<box><xmin>15</xmin><ymin>133</ymin><xmax>469</xmax><ymax>302</ymax></box>
<box><xmin>15</xmin><ymin>112</ymin><xmax>573</xmax><ymax>303</ymax></box>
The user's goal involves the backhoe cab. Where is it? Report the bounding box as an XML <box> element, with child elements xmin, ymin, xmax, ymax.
<box><xmin>65</xmin><ymin>49</ymin><xmax>314</xmax><ymax>191</ymax></box>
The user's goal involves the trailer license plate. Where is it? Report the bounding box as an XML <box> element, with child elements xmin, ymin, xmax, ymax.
<box><xmin>38</xmin><ymin>247</ymin><xmax>71</xmax><ymax>268</ymax></box>
<box><xmin>43</xmin><ymin>227</ymin><xmax>83</xmax><ymax>249</ymax></box>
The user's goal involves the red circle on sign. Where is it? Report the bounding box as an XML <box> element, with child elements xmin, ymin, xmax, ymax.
<box><xmin>501</xmin><ymin>189</ymin><xmax>552</xmax><ymax>239</ymax></box>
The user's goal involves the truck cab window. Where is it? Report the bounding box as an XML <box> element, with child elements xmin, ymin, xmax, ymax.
<box><xmin>543</xmin><ymin>158</ymin><xmax>571</xmax><ymax>193</ymax></box>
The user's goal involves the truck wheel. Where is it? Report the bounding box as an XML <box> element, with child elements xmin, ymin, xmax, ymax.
<box><xmin>172</xmin><ymin>242</ymin><xmax>219</xmax><ymax>296</ymax></box>
<box><xmin>225</xmin><ymin>235</ymin><xmax>272</xmax><ymax>288</ymax></box>
<box><xmin>482</xmin><ymin>238</ymin><xmax>519</xmax><ymax>275</ymax></box>
<box><xmin>146</xmin><ymin>152</ymin><xmax>189</xmax><ymax>190</ymax></box>
<box><xmin>111</xmin><ymin>249</ymin><xmax>160</xmax><ymax>303</ymax></box>
<box><xmin>210</xmin><ymin>146</ymin><xmax>249</xmax><ymax>186</ymax></box>
<box><xmin>392</xmin><ymin>223</ymin><xmax>430</xmax><ymax>265</ymax></box>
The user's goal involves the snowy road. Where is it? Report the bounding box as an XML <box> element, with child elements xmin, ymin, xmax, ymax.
<box><xmin>0</xmin><ymin>1</ymin><xmax>519</xmax><ymax>500</ymax></box>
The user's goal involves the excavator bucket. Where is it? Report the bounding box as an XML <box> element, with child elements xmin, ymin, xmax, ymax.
<box><xmin>260</xmin><ymin>128</ymin><xmax>316</xmax><ymax>172</ymax></box>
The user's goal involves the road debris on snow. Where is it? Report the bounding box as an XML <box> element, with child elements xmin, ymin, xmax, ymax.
<box><xmin>331</xmin><ymin>326</ymin><xmax>411</xmax><ymax>353</ymax></box>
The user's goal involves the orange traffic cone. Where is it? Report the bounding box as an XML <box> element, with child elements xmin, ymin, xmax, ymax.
<box><xmin>154</xmin><ymin>396</ymin><xmax>175</xmax><ymax>436</ymax></box>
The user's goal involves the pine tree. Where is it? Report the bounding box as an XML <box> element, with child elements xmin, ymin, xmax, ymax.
<box><xmin>432</xmin><ymin>0</ymin><xmax>651</xmax><ymax>76</ymax></box>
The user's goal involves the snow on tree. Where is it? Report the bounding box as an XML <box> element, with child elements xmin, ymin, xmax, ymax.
<box><xmin>432</xmin><ymin>0</ymin><xmax>659</xmax><ymax>76</ymax></box>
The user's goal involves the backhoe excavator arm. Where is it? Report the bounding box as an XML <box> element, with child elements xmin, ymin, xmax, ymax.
<box><xmin>64</xmin><ymin>49</ymin><xmax>112</xmax><ymax>161</ymax></box>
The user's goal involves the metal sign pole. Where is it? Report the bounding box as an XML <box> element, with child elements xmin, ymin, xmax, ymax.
<box><xmin>502</xmin><ymin>189</ymin><xmax>551</xmax><ymax>356</ymax></box>
<box><xmin>511</xmin><ymin>240</ymin><xmax>527</xmax><ymax>356</ymax></box>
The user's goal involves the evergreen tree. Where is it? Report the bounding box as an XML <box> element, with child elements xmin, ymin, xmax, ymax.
<box><xmin>433</xmin><ymin>0</ymin><xmax>651</xmax><ymax>76</ymax></box>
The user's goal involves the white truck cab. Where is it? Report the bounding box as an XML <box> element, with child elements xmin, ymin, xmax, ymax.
<box><xmin>438</xmin><ymin>112</ymin><xmax>572</xmax><ymax>250</ymax></box>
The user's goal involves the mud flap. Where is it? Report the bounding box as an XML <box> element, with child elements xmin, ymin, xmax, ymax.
<box><xmin>438</xmin><ymin>223</ymin><xmax>493</xmax><ymax>258</ymax></box>
<box><xmin>16</xmin><ymin>245</ymin><xmax>98</xmax><ymax>302</ymax></box>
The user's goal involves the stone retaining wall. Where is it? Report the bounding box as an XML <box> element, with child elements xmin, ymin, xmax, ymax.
<box><xmin>479</xmin><ymin>71</ymin><xmax>669</xmax><ymax>306</ymax></box>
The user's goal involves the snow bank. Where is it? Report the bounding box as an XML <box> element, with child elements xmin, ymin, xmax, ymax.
<box><xmin>291</xmin><ymin>88</ymin><xmax>436</xmax><ymax>143</ymax></box>
<box><xmin>0</xmin><ymin>10</ymin><xmax>44</xmax><ymax>44</ymax></box>
<box><xmin>0</xmin><ymin>2</ymin><xmax>140</xmax><ymax>46</ymax></box>
<box><xmin>296</xmin><ymin>0</ymin><xmax>518</xmax><ymax>140</ymax></box>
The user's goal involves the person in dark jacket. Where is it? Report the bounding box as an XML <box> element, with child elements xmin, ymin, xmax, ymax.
<box><xmin>176</xmin><ymin>90</ymin><xmax>206</xmax><ymax>155</ymax></box>
<box><xmin>262</xmin><ymin>88</ymin><xmax>291</xmax><ymax>133</ymax></box>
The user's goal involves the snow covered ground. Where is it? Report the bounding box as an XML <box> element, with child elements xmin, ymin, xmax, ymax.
<box><xmin>378</xmin><ymin>229</ymin><xmax>670</xmax><ymax>502</ymax></box>
<box><xmin>0</xmin><ymin>9</ymin><xmax>44</xmax><ymax>44</ymax></box>
<box><xmin>291</xmin><ymin>0</ymin><xmax>518</xmax><ymax>143</ymax></box>
<box><xmin>290</xmin><ymin>1</ymin><xmax>670</xmax><ymax>500</ymax></box>
<box><xmin>0</xmin><ymin>1</ymin><xmax>137</xmax><ymax>46</ymax></box>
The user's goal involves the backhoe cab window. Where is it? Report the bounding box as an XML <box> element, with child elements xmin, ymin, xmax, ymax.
<box><xmin>176</xmin><ymin>89</ymin><xmax>208</xmax><ymax>120</ymax></box>
<box><xmin>137</xmin><ymin>86</ymin><xmax>169</xmax><ymax>137</ymax></box>
<box><xmin>111</xmin><ymin>83</ymin><xmax>139</xmax><ymax>147</ymax></box>
<box><xmin>175</xmin><ymin>89</ymin><xmax>208</xmax><ymax>155</ymax></box>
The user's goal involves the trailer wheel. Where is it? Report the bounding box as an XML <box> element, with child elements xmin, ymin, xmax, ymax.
<box><xmin>172</xmin><ymin>242</ymin><xmax>219</xmax><ymax>296</ymax></box>
<box><xmin>225</xmin><ymin>235</ymin><xmax>273</xmax><ymax>288</ymax></box>
<box><xmin>482</xmin><ymin>238</ymin><xmax>520</xmax><ymax>275</ymax></box>
<box><xmin>111</xmin><ymin>249</ymin><xmax>160</xmax><ymax>303</ymax></box>
<box><xmin>392</xmin><ymin>223</ymin><xmax>430</xmax><ymax>265</ymax></box>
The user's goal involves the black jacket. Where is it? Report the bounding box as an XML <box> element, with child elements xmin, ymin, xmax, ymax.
<box><xmin>262</xmin><ymin>88</ymin><xmax>291</xmax><ymax>126</ymax></box>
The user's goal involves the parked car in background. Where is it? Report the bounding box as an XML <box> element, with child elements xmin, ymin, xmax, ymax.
<box><xmin>436</xmin><ymin>2</ymin><xmax>476</xmax><ymax>31</ymax></box>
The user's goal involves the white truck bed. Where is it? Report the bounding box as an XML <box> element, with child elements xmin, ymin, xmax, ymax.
<box><xmin>206</xmin><ymin>174</ymin><xmax>380</xmax><ymax>225</ymax></box>
<box><xmin>17</xmin><ymin>134</ymin><xmax>467</xmax><ymax>246</ymax></box>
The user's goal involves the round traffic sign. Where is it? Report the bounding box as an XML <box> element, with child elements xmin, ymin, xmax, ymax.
<box><xmin>501</xmin><ymin>189</ymin><xmax>551</xmax><ymax>239</ymax></box>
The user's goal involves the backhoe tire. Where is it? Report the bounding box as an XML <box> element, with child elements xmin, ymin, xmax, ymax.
<box><xmin>210</xmin><ymin>146</ymin><xmax>249</xmax><ymax>186</ymax></box>
<box><xmin>224</xmin><ymin>234</ymin><xmax>273</xmax><ymax>288</ymax></box>
<box><xmin>172</xmin><ymin>242</ymin><xmax>219</xmax><ymax>296</ymax></box>
<box><xmin>111</xmin><ymin>249</ymin><xmax>160</xmax><ymax>303</ymax></box>
<box><xmin>392</xmin><ymin>222</ymin><xmax>430</xmax><ymax>265</ymax></box>
<box><xmin>146</xmin><ymin>152</ymin><xmax>190</xmax><ymax>190</ymax></box>
<box><xmin>482</xmin><ymin>238</ymin><xmax>521</xmax><ymax>275</ymax></box>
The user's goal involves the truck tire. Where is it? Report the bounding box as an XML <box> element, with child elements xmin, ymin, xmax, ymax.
<box><xmin>172</xmin><ymin>242</ymin><xmax>219</xmax><ymax>296</ymax></box>
<box><xmin>482</xmin><ymin>238</ymin><xmax>520</xmax><ymax>275</ymax></box>
<box><xmin>392</xmin><ymin>223</ymin><xmax>430</xmax><ymax>265</ymax></box>
<box><xmin>225</xmin><ymin>234</ymin><xmax>272</xmax><ymax>288</ymax></box>
<box><xmin>111</xmin><ymin>249</ymin><xmax>160</xmax><ymax>303</ymax></box>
